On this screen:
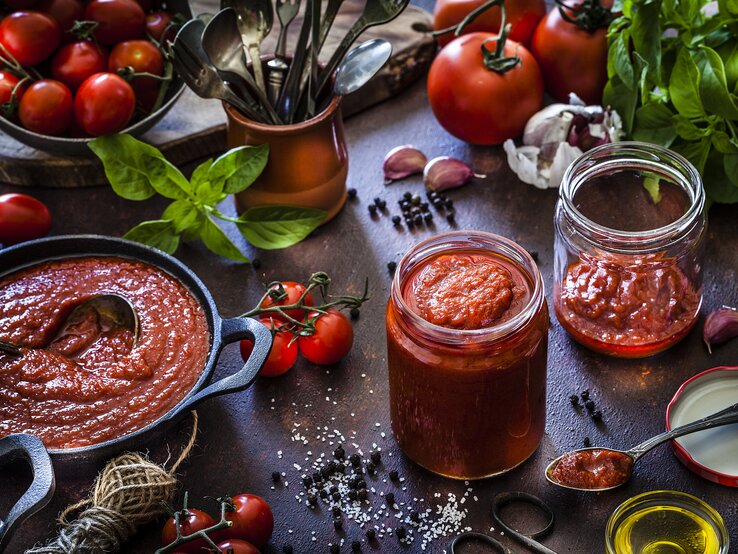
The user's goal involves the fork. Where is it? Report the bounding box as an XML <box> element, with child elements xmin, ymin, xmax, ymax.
<box><xmin>267</xmin><ymin>0</ymin><xmax>301</xmax><ymax>105</ymax></box>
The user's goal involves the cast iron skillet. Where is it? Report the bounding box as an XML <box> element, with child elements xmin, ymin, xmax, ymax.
<box><xmin>0</xmin><ymin>235</ymin><xmax>272</xmax><ymax>550</ymax></box>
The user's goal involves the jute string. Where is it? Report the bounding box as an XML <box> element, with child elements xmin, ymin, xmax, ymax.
<box><xmin>25</xmin><ymin>411</ymin><xmax>199</xmax><ymax>554</ymax></box>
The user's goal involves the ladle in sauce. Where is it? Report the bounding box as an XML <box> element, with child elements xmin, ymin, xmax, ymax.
<box><xmin>545</xmin><ymin>401</ymin><xmax>738</xmax><ymax>491</ymax></box>
<box><xmin>0</xmin><ymin>294</ymin><xmax>139</xmax><ymax>355</ymax></box>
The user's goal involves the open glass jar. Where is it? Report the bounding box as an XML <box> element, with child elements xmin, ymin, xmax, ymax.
<box><xmin>386</xmin><ymin>231</ymin><xmax>548</xmax><ymax>479</ymax></box>
<box><xmin>554</xmin><ymin>142</ymin><xmax>707</xmax><ymax>358</ymax></box>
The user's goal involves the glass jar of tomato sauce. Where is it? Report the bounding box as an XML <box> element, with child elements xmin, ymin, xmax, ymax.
<box><xmin>554</xmin><ymin>142</ymin><xmax>706</xmax><ymax>358</ymax></box>
<box><xmin>386</xmin><ymin>231</ymin><xmax>548</xmax><ymax>479</ymax></box>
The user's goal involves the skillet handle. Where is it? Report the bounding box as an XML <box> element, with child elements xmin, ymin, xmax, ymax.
<box><xmin>0</xmin><ymin>434</ymin><xmax>55</xmax><ymax>551</ymax></box>
<box><xmin>172</xmin><ymin>317</ymin><xmax>272</xmax><ymax>413</ymax></box>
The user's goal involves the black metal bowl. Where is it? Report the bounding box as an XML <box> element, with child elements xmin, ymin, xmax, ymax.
<box><xmin>0</xmin><ymin>0</ymin><xmax>193</xmax><ymax>158</ymax></box>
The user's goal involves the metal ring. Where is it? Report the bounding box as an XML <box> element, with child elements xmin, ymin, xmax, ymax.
<box><xmin>450</xmin><ymin>532</ymin><xmax>510</xmax><ymax>554</ymax></box>
<box><xmin>492</xmin><ymin>491</ymin><xmax>555</xmax><ymax>540</ymax></box>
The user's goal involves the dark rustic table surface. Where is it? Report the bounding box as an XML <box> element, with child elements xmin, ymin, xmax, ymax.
<box><xmin>2</xmin><ymin>22</ymin><xmax>738</xmax><ymax>554</ymax></box>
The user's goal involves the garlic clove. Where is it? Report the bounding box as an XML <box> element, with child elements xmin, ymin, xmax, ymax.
<box><xmin>423</xmin><ymin>156</ymin><xmax>486</xmax><ymax>192</ymax></box>
<box><xmin>383</xmin><ymin>145</ymin><xmax>428</xmax><ymax>183</ymax></box>
<box><xmin>703</xmin><ymin>306</ymin><xmax>738</xmax><ymax>354</ymax></box>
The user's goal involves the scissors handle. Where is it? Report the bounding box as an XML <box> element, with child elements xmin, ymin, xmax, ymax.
<box><xmin>492</xmin><ymin>491</ymin><xmax>558</xmax><ymax>554</ymax></box>
<box><xmin>451</xmin><ymin>532</ymin><xmax>512</xmax><ymax>554</ymax></box>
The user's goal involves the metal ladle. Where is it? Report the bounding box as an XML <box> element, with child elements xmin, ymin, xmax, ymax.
<box><xmin>222</xmin><ymin>0</ymin><xmax>273</xmax><ymax>95</ymax></box>
<box><xmin>0</xmin><ymin>294</ymin><xmax>139</xmax><ymax>356</ymax></box>
<box><xmin>545</xmin><ymin>401</ymin><xmax>738</xmax><ymax>492</ymax></box>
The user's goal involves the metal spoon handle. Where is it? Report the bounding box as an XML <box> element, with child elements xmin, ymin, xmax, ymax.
<box><xmin>314</xmin><ymin>17</ymin><xmax>367</xmax><ymax>98</ymax></box>
<box><xmin>628</xmin><ymin>401</ymin><xmax>738</xmax><ymax>461</ymax></box>
<box><xmin>247</xmin><ymin>44</ymin><xmax>267</xmax><ymax>94</ymax></box>
<box><xmin>224</xmin><ymin>86</ymin><xmax>268</xmax><ymax>121</ymax></box>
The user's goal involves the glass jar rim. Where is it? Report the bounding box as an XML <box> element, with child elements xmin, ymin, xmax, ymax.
<box><xmin>559</xmin><ymin>142</ymin><xmax>705</xmax><ymax>252</ymax></box>
<box><xmin>390</xmin><ymin>230</ymin><xmax>545</xmax><ymax>345</ymax></box>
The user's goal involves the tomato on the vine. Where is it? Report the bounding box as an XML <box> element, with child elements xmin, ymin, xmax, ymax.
<box><xmin>18</xmin><ymin>79</ymin><xmax>73</xmax><ymax>136</ymax></box>
<box><xmin>0</xmin><ymin>193</ymin><xmax>51</xmax><ymax>246</ymax></box>
<box><xmin>84</xmin><ymin>0</ymin><xmax>146</xmax><ymax>46</ymax></box>
<box><xmin>215</xmin><ymin>540</ymin><xmax>260</xmax><ymax>554</ymax></box>
<box><xmin>36</xmin><ymin>0</ymin><xmax>85</xmax><ymax>34</ymax></box>
<box><xmin>260</xmin><ymin>281</ymin><xmax>315</xmax><ymax>322</ymax></box>
<box><xmin>530</xmin><ymin>1</ymin><xmax>611</xmax><ymax>104</ymax></box>
<box><xmin>298</xmin><ymin>308</ymin><xmax>353</xmax><ymax>365</ymax></box>
<box><xmin>74</xmin><ymin>72</ymin><xmax>135</xmax><ymax>136</ymax></box>
<box><xmin>433</xmin><ymin>0</ymin><xmax>546</xmax><ymax>47</ymax></box>
<box><xmin>0</xmin><ymin>71</ymin><xmax>26</xmax><ymax>105</ymax></box>
<box><xmin>161</xmin><ymin>508</ymin><xmax>215</xmax><ymax>554</ymax></box>
<box><xmin>218</xmin><ymin>494</ymin><xmax>274</xmax><ymax>547</ymax></box>
<box><xmin>108</xmin><ymin>39</ymin><xmax>164</xmax><ymax>111</ymax></box>
<box><xmin>427</xmin><ymin>31</ymin><xmax>543</xmax><ymax>145</ymax></box>
<box><xmin>240</xmin><ymin>319</ymin><xmax>298</xmax><ymax>377</ymax></box>
<box><xmin>146</xmin><ymin>10</ymin><xmax>175</xmax><ymax>43</ymax></box>
<box><xmin>0</xmin><ymin>11</ymin><xmax>61</xmax><ymax>67</ymax></box>
<box><xmin>51</xmin><ymin>41</ymin><xmax>108</xmax><ymax>92</ymax></box>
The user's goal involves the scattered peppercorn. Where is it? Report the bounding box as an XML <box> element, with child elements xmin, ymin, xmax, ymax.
<box><xmin>403</xmin><ymin>191</ymin><xmax>412</xmax><ymax>200</ymax></box>
<box><xmin>445</xmin><ymin>199</ymin><xmax>454</xmax><ymax>209</ymax></box>
<box><xmin>357</xmin><ymin>488</ymin><xmax>368</xmax><ymax>501</ymax></box>
<box><xmin>336</xmin><ymin>462</ymin><xmax>346</xmax><ymax>474</ymax></box>
<box><xmin>347</xmin><ymin>188</ymin><xmax>357</xmax><ymax>199</ymax></box>
<box><xmin>334</xmin><ymin>518</ymin><xmax>343</xmax><ymax>531</ymax></box>
<box><xmin>313</xmin><ymin>471</ymin><xmax>323</xmax><ymax>483</ymax></box>
<box><xmin>329</xmin><ymin>485</ymin><xmax>338</xmax><ymax>494</ymax></box>
<box><xmin>420</xmin><ymin>202</ymin><xmax>429</xmax><ymax>210</ymax></box>
<box><xmin>411</xmin><ymin>194</ymin><xmax>421</xmax><ymax>205</ymax></box>
<box><xmin>392</xmin><ymin>215</ymin><xmax>401</xmax><ymax>225</ymax></box>
<box><xmin>376</xmin><ymin>199</ymin><xmax>387</xmax><ymax>210</ymax></box>
<box><xmin>252</xmin><ymin>258</ymin><xmax>262</xmax><ymax>269</ymax></box>
<box><xmin>387</xmin><ymin>261</ymin><xmax>397</xmax><ymax>273</ymax></box>
<box><xmin>332</xmin><ymin>492</ymin><xmax>341</xmax><ymax>501</ymax></box>
<box><xmin>366</xmin><ymin>528</ymin><xmax>376</xmax><ymax>540</ymax></box>
<box><xmin>334</xmin><ymin>445</ymin><xmax>345</xmax><ymax>459</ymax></box>
<box><xmin>308</xmin><ymin>493</ymin><xmax>317</xmax><ymax>505</ymax></box>
<box><xmin>303</xmin><ymin>476</ymin><xmax>313</xmax><ymax>488</ymax></box>
<box><xmin>373</xmin><ymin>196</ymin><xmax>381</xmax><ymax>205</ymax></box>
<box><xmin>370</xmin><ymin>451</ymin><xmax>382</xmax><ymax>464</ymax></box>
<box><xmin>389</xmin><ymin>470</ymin><xmax>399</xmax><ymax>481</ymax></box>
<box><xmin>413</xmin><ymin>214</ymin><xmax>423</xmax><ymax>225</ymax></box>
<box><xmin>400</xmin><ymin>200</ymin><xmax>410</xmax><ymax>210</ymax></box>
<box><xmin>396</xmin><ymin>526</ymin><xmax>407</xmax><ymax>539</ymax></box>
<box><xmin>406</xmin><ymin>218</ymin><xmax>415</xmax><ymax>228</ymax></box>
<box><xmin>581</xmin><ymin>389</ymin><xmax>590</xmax><ymax>400</ymax></box>
<box><xmin>583</xmin><ymin>436</ymin><xmax>591</xmax><ymax>447</ymax></box>
<box><xmin>350</xmin><ymin>307</ymin><xmax>360</xmax><ymax>320</ymax></box>
<box><xmin>357</xmin><ymin>479</ymin><xmax>366</xmax><ymax>489</ymax></box>
<box><xmin>321</xmin><ymin>467</ymin><xmax>332</xmax><ymax>479</ymax></box>
<box><xmin>332</xmin><ymin>506</ymin><xmax>342</xmax><ymax>516</ymax></box>
<box><xmin>423</xmin><ymin>212</ymin><xmax>433</xmax><ymax>222</ymax></box>
<box><xmin>366</xmin><ymin>462</ymin><xmax>376</xmax><ymax>474</ymax></box>
<box><xmin>446</xmin><ymin>212</ymin><xmax>455</xmax><ymax>223</ymax></box>
<box><xmin>283</xmin><ymin>545</ymin><xmax>294</xmax><ymax>554</ymax></box>
<box><xmin>592</xmin><ymin>410</ymin><xmax>603</xmax><ymax>422</ymax></box>
<box><xmin>272</xmin><ymin>471</ymin><xmax>281</xmax><ymax>482</ymax></box>
<box><xmin>351</xmin><ymin>540</ymin><xmax>361</xmax><ymax>551</ymax></box>
<box><xmin>385</xmin><ymin>492</ymin><xmax>395</xmax><ymax>505</ymax></box>
<box><xmin>569</xmin><ymin>394</ymin><xmax>579</xmax><ymax>405</ymax></box>
<box><xmin>319</xmin><ymin>489</ymin><xmax>329</xmax><ymax>499</ymax></box>
<box><xmin>410</xmin><ymin>510</ymin><xmax>420</xmax><ymax>523</ymax></box>
<box><xmin>368</xmin><ymin>204</ymin><xmax>377</xmax><ymax>215</ymax></box>
<box><xmin>585</xmin><ymin>400</ymin><xmax>595</xmax><ymax>412</ymax></box>
<box><xmin>348</xmin><ymin>490</ymin><xmax>358</xmax><ymax>501</ymax></box>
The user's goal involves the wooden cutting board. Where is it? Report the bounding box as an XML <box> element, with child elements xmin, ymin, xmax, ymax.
<box><xmin>0</xmin><ymin>0</ymin><xmax>435</xmax><ymax>188</ymax></box>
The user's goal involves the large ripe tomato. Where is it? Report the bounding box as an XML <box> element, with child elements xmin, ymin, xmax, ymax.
<box><xmin>298</xmin><ymin>309</ymin><xmax>353</xmax><ymax>365</ymax></box>
<box><xmin>74</xmin><ymin>72</ymin><xmax>135</xmax><ymax>136</ymax></box>
<box><xmin>240</xmin><ymin>319</ymin><xmax>298</xmax><ymax>378</ymax></box>
<box><xmin>146</xmin><ymin>10</ymin><xmax>175</xmax><ymax>43</ymax></box>
<box><xmin>0</xmin><ymin>71</ymin><xmax>26</xmax><ymax>105</ymax></box>
<box><xmin>0</xmin><ymin>11</ymin><xmax>61</xmax><ymax>67</ymax></box>
<box><xmin>161</xmin><ymin>508</ymin><xmax>215</xmax><ymax>554</ymax></box>
<box><xmin>530</xmin><ymin>3</ymin><xmax>610</xmax><ymax>104</ymax></box>
<box><xmin>260</xmin><ymin>281</ymin><xmax>315</xmax><ymax>322</ymax></box>
<box><xmin>427</xmin><ymin>32</ymin><xmax>543</xmax><ymax>145</ymax></box>
<box><xmin>219</xmin><ymin>494</ymin><xmax>274</xmax><ymax>547</ymax></box>
<box><xmin>51</xmin><ymin>41</ymin><xmax>108</xmax><ymax>92</ymax></box>
<box><xmin>36</xmin><ymin>0</ymin><xmax>85</xmax><ymax>33</ymax></box>
<box><xmin>0</xmin><ymin>193</ymin><xmax>51</xmax><ymax>246</ymax></box>
<box><xmin>84</xmin><ymin>0</ymin><xmax>146</xmax><ymax>45</ymax></box>
<box><xmin>108</xmin><ymin>39</ymin><xmax>163</xmax><ymax>111</ymax></box>
<box><xmin>18</xmin><ymin>79</ymin><xmax>73</xmax><ymax>136</ymax></box>
<box><xmin>215</xmin><ymin>540</ymin><xmax>260</xmax><ymax>554</ymax></box>
<box><xmin>433</xmin><ymin>0</ymin><xmax>546</xmax><ymax>47</ymax></box>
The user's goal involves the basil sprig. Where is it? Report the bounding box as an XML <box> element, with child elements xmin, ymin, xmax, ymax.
<box><xmin>89</xmin><ymin>134</ymin><xmax>326</xmax><ymax>262</ymax></box>
<box><xmin>604</xmin><ymin>0</ymin><xmax>738</xmax><ymax>204</ymax></box>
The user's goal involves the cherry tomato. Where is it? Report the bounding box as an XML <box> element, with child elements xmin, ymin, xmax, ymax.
<box><xmin>84</xmin><ymin>0</ymin><xmax>145</xmax><ymax>45</ymax></box>
<box><xmin>36</xmin><ymin>0</ymin><xmax>85</xmax><ymax>33</ymax></box>
<box><xmin>215</xmin><ymin>540</ymin><xmax>260</xmax><ymax>554</ymax></box>
<box><xmin>161</xmin><ymin>508</ymin><xmax>215</xmax><ymax>554</ymax></box>
<box><xmin>427</xmin><ymin>32</ymin><xmax>543</xmax><ymax>145</ymax></box>
<box><xmin>240</xmin><ymin>319</ymin><xmax>298</xmax><ymax>377</ymax></box>
<box><xmin>530</xmin><ymin>4</ymin><xmax>609</xmax><ymax>104</ymax></box>
<box><xmin>260</xmin><ymin>281</ymin><xmax>315</xmax><ymax>322</ymax></box>
<box><xmin>0</xmin><ymin>11</ymin><xmax>61</xmax><ymax>67</ymax></box>
<box><xmin>218</xmin><ymin>494</ymin><xmax>274</xmax><ymax>547</ymax></box>
<box><xmin>74</xmin><ymin>72</ymin><xmax>135</xmax><ymax>136</ymax></box>
<box><xmin>0</xmin><ymin>193</ymin><xmax>51</xmax><ymax>246</ymax></box>
<box><xmin>108</xmin><ymin>39</ymin><xmax>163</xmax><ymax>111</ymax></box>
<box><xmin>51</xmin><ymin>41</ymin><xmax>107</xmax><ymax>92</ymax></box>
<box><xmin>0</xmin><ymin>71</ymin><xmax>26</xmax><ymax>105</ymax></box>
<box><xmin>298</xmin><ymin>309</ymin><xmax>353</xmax><ymax>365</ymax></box>
<box><xmin>18</xmin><ymin>79</ymin><xmax>73</xmax><ymax>136</ymax></box>
<box><xmin>146</xmin><ymin>10</ymin><xmax>174</xmax><ymax>43</ymax></box>
<box><xmin>433</xmin><ymin>0</ymin><xmax>546</xmax><ymax>47</ymax></box>
<box><xmin>4</xmin><ymin>0</ymin><xmax>39</xmax><ymax>9</ymax></box>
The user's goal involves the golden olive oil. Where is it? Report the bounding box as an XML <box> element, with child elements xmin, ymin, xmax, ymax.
<box><xmin>612</xmin><ymin>504</ymin><xmax>722</xmax><ymax>554</ymax></box>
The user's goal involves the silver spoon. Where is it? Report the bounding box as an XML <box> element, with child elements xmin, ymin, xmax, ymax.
<box><xmin>266</xmin><ymin>0</ymin><xmax>301</xmax><ymax>105</ymax></box>
<box><xmin>333</xmin><ymin>39</ymin><xmax>392</xmax><ymax>97</ymax></box>
<box><xmin>222</xmin><ymin>0</ymin><xmax>273</xmax><ymax>96</ymax></box>
<box><xmin>0</xmin><ymin>294</ymin><xmax>139</xmax><ymax>356</ymax></box>
<box><xmin>545</xmin><ymin>401</ymin><xmax>738</xmax><ymax>492</ymax></box>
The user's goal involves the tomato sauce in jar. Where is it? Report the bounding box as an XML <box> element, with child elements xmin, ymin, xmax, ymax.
<box><xmin>386</xmin><ymin>232</ymin><xmax>548</xmax><ymax>479</ymax></box>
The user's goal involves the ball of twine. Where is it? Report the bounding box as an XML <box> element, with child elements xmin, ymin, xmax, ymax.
<box><xmin>25</xmin><ymin>411</ymin><xmax>198</xmax><ymax>554</ymax></box>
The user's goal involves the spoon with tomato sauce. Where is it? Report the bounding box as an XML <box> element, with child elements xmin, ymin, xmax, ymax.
<box><xmin>545</xmin><ymin>401</ymin><xmax>738</xmax><ymax>491</ymax></box>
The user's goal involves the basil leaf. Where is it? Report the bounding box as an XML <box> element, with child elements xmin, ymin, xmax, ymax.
<box><xmin>201</xmin><ymin>217</ymin><xmax>249</xmax><ymax>262</ymax></box>
<box><xmin>236</xmin><ymin>205</ymin><xmax>326</xmax><ymax>250</ymax></box>
<box><xmin>604</xmin><ymin>76</ymin><xmax>638</xmax><ymax>134</ymax></box>
<box><xmin>612</xmin><ymin>34</ymin><xmax>635</xmax><ymax>89</ymax></box>
<box><xmin>162</xmin><ymin>199</ymin><xmax>200</xmax><ymax>233</ymax></box>
<box><xmin>695</xmin><ymin>46</ymin><xmax>738</xmax><ymax>120</ymax></box>
<box><xmin>182</xmin><ymin>213</ymin><xmax>206</xmax><ymax>242</ymax></box>
<box><xmin>643</xmin><ymin>176</ymin><xmax>662</xmax><ymax>203</ymax></box>
<box><xmin>123</xmin><ymin>219</ymin><xmax>180</xmax><ymax>254</ymax></box>
<box><xmin>192</xmin><ymin>158</ymin><xmax>227</xmax><ymax>205</ymax></box>
<box><xmin>670</xmin><ymin>49</ymin><xmax>706</xmax><ymax>118</ymax></box>
<box><xmin>632</xmin><ymin>103</ymin><xmax>677</xmax><ymax>146</ymax></box>
<box><xmin>631</xmin><ymin>0</ymin><xmax>661</xmax><ymax>84</ymax></box>
<box><xmin>703</xmin><ymin>151</ymin><xmax>738</xmax><ymax>203</ymax></box>
<box><xmin>711</xmin><ymin>129</ymin><xmax>738</xmax><ymax>153</ymax></box>
<box><xmin>209</xmin><ymin>144</ymin><xmax>269</xmax><ymax>194</ymax></box>
<box><xmin>672</xmin><ymin>136</ymin><xmax>711</xmax><ymax>173</ymax></box>
<box><xmin>673</xmin><ymin>115</ymin><xmax>711</xmax><ymax>140</ymax></box>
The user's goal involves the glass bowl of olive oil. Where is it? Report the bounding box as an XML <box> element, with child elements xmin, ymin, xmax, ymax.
<box><xmin>606</xmin><ymin>490</ymin><xmax>729</xmax><ymax>554</ymax></box>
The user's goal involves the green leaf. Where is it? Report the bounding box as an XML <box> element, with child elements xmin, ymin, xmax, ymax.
<box><xmin>208</xmin><ymin>144</ymin><xmax>269</xmax><ymax>194</ymax></box>
<box><xmin>632</xmin><ymin>103</ymin><xmax>677</xmax><ymax>145</ymax></box>
<box><xmin>643</xmin><ymin>176</ymin><xmax>662</xmax><ymax>203</ymax></box>
<box><xmin>123</xmin><ymin>220</ymin><xmax>180</xmax><ymax>254</ymax></box>
<box><xmin>200</xmin><ymin>217</ymin><xmax>249</xmax><ymax>262</ymax></box>
<box><xmin>182</xmin><ymin>213</ymin><xmax>206</xmax><ymax>242</ymax></box>
<box><xmin>673</xmin><ymin>115</ymin><xmax>711</xmax><ymax>140</ymax></box>
<box><xmin>703</xmin><ymin>150</ymin><xmax>738</xmax><ymax>203</ymax></box>
<box><xmin>630</xmin><ymin>0</ymin><xmax>662</xmax><ymax>84</ymax></box>
<box><xmin>604</xmin><ymin>76</ymin><xmax>638</xmax><ymax>134</ymax></box>
<box><xmin>236</xmin><ymin>205</ymin><xmax>326</xmax><ymax>250</ymax></box>
<box><xmin>162</xmin><ymin>199</ymin><xmax>200</xmax><ymax>233</ymax></box>
<box><xmin>612</xmin><ymin>33</ymin><xmax>635</xmax><ymax>89</ymax></box>
<box><xmin>715</xmin><ymin>40</ymin><xmax>738</xmax><ymax>92</ymax></box>
<box><xmin>191</xmin><ymin>158</ymin><xmax>227</xmax><ymax>205</ymax></box>
<box><xmin>669</xmin><ymin>48</ymin><xmax>705</xmax><ymax>118</ymax></box>
<box><xmin>89</xmin><ymin>134</ymin><xmax>191</xmax><ymax>201</ymax></box>
<box><xmin>712</xmin><ymin>129</ymin><xmax>738</xmax><ymax>153</ymax></box>
<box><xmin>718</xmin><ymin>0</ymin><xmax>738</xmax><ymax>18</ymax></box>
<box><xmin>695</xmin><ymin>46</ymin><xmax>738</xmax><ymax>120</ymax></box>
<box><xmin>672</xmin><ymin>136</ymin><xmax>711</xmax><ymax>173</ymax></box>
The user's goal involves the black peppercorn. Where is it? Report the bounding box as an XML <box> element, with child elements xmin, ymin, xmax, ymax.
<box><xmin>377</xmin><ymin>199</ymin><xmax>387</xmax><ymax>209</ymax></box>
<box><xmin>424</xmin><ymin>213</ymin><xmax>433</xmax><ymax>222</ymax></box>
<box><xmin>303</xmin><ymin>476</ymin><xmax>313</xmax><ymax>488</ymax></box>
<box><xmin>385</xmin><ymin>492</ymin><xmax>395</xmax><ymax>505</ymax></box>
<box><xmin>583</xmin><ymin>436</ymin><xmax>591</xmax><ymax>447</ymax></box>
<box><xmin>387</xmin><ymin>261</ymin><xmax>397</xmax><ymax>273</ymax></box>
<box><xmin>313</xmin><ymin>471</ymin><xmax>323</xmax><ymax>483</ymax></box>
<box><xmin>410</xmin><ymin>206</ymin><xmax>421</xmax><ymax>215</ymax></box>
<box><xmin>581</xmin><ymin>389</ymin><xmax>590</xmax><ymax>400</ymax></box>
<box><xmin>366</xmin><ymin>528</ymin><xmax>376</xmax><ymax>540</ymax></box>
<box><xmin>334</xmin><ymin>445</ymin><xmax>345</xmax><ymax>459</ymax></box>
<box><xmin>392</xmin><ymin>215</ymin><xmax>402</xmax><ymax>225</ymax></box>
<box><xmin>347</xmin><ymin>188</ymin><xmax>357</xmax><ymax>199</ymax></box>
<box><xmin>411</xmin><ymin>194</ymin><xmax>421</xmax><ymax>205</ymax></box>
<box><xmin>350</xmin><ymin>307</ymin><xmax>360</xmax><ymax>320</ymax></box>
<box><xmin>357</xmin><ymin>488</ymin><xmax>368</xmax><ymax>500</ymax></box>
<box><xmin>389</xmin><ymin>470</ymin><xmax>399</xmax><ymax>481</ymax></box>
<box><xmin>321</xmin><ymin>467</ymin><xmax>332</xmax><ymax>479</ymax></box>
<box><xmin>283</xmin><ymin>545</ymin><xmax>294</xmax><ymax>554</ymax></box>
<box><xmin>445</xmin><ymin>199</ymin><xmax>454</xmax><ymax>209</ymax></box>
<box><xmin>446</xmin><ymin>212</ymin><xmax>455</xmax><ymax>223</ymax></box>
<box><xmin>592</xmin><ymin>410</ymin><xmax>603</xmax><ymax>421</ymax></box>
<box><xmin>584</xmin><ymin>400</ymin><xmax>595</xmax><ymax>412</ymax></box>
<box><xmin>410</xmin><ymin>510</ymin><xmax>420</xmax><ymax>523</ymax></box>
<box><xmin>420</xmin><ymin>202</ymin><xmax>429</xmax><ymax>210</ymax></box>
<box><xmin>348</xmin><ymin>476</ymin><xmax>359</xmax><ymax>489</ymax></box>
<box><xmin>357</xmin><ymin>479</ymin><xmax>366</xmax><ymax>489</ymax></box>
<box><xmin>351</xmin><ymin>540</ymin><xmax>361</xmax><ymax>551</ymax></box>
<box><xmin>332</xmin><ymin>492</ymin><xmax>341</xmax><ymax>501</ymax></box>
<box><xmin>327</xmin><ymin>462</ymin><xmax>337</xmax><ymax>473</ymax></box>
<box><xmin>403</xmin><ymin>191</ymin><xmax>412</xmax><ymax>200</ymax></box>
<box><xmin>329</xmin><ymin>485</ymin><xmax>338</xmax><ymax>494</ymax></box>
<box><xmin>427</xmin><ymin>190</ymin><xmax>437</xmax><ymax>199</ymax></box>
<box><xmin>348</xmin><ymin>490</ymin><xmax>358</xmax><ymax>501</ymax></box>
<box><xmin>319</xmin><ymin>489</ymin><xmax>328</xmax><ymax>499</ymax></box>
<box><xmin>336</xmin><ymin>462</ymin><xmax>346</xmax><ymax>474</ymax></box>
<box><xmin>366</xmin><ymin>462</ymin><xmax>376</xmax><ymax>474</ymax></box>
<box><xmin>332</xmin><ymin>506</ymin><xmax>342</xmax><ymax>516</ymax></box>
<box><xmin>396</xmin><ymin>526</ymin><xmax>407</xmax><ymax>539</ymax></box>
<box><xmin>307</xmin><ymin>493</ymin><xmax>317</xmax><ymax>505</ymax></box>
<box><xmin>569</xmin><ymin>394</ymin><xmax>579</xmax><ymax>405</ymax></box>
<box><xmin>413</xmin><ymin>214</ymin><xmax>423</xmax><ymax>225</ymax></box>
<box><xmin>368</xmin><ymin>204</ymin><xmax>377</xmax><ymax>215</ymax></box>
<box><xmin>406</xmin><ymin>218</ymin><xmax>415</xmax><ymax>228</ymax></box>
<box><xmin>400</xmin><ymin>200</ymin><xmax>410</xmax><ymax>210</ymax></box>
<box><xmin>373</xmin><ymin>196</ymin><xmax>381</xmax><ymax>205</ymax></box>
<box><xmin>370</xmin><ymin>451</ymin><xmax>381</xmax><ymax>463</ymax></box>
<box><xmin>334</xmin><ymin>518</ymin><xmax>343</xmax><ymax>531</ymax></box>
<box><xmin>272</xmin><ymin>471</ymin><xmax>281</xmax><ymax>482</ymax></box>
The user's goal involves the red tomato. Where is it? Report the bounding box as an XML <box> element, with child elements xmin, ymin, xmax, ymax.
<box><xmin>18</xmin><ymin>79</ymin><xmax>73</xmax><ymax>136</ymax></box>
<box><xmin>84</xmin><ymin>0</ymin><xmax>145</xmax><ymax>45</ymax></box>
<box><xmin>298</xmin><ymin>309</ymin><xmax>353</xmax><ymax>365</ymax></box>
<box><xmin>0</xmin><ymin>193</ymin><xmax>51</xmax><ymax>246</ymax></box>
<box><xmin>108</xmin><ymin>39</ymin><xmax>163</xmax><ymax>111</ymax></box>
<box><xmin>216</xmin><ymin>540</ymin><xmax>260</xmax><ymax>554</ymax></box>
<box><xmin>530</xmin><ymin>5</ymin><xmax>609</xmax><ymax>104</ymax></box>
<box><xmin>36</xmin><ymin>0</ymin><xmax>85</xmax><ymax>33</ymax></box>
<box><xmin>219</xmin><ymin>494</ymin><xmax>274</xmax><ymax>547</ymax></box>
<box><xmin>0</xmin><ymin>71</ymin><xmax>26</xmax><ymax>105</ymax></box>
<box><xmin>240</xmin><ymin>319</ymin><xmax>298</xmax><ymax>377</ymax></box>
<box><xmin>51</xmin><ymin>41</ymin><xmax>107</xmax><ymax>92</ymax></box>
<box><xmin>161</xmin><ymin>508</ymin><xmax>215</xmax><ymax>554</ymax></box>
<box><xmin>433</xmin><ymin>0</ymin><xmax>546</xmax><ymax>47</ymax></box>
<box><xmin>427</xmin><ymin>32</ymin><xmax>543</xmax><ymax>145</ymax></box>
<box><xmin>260</xmin><ymin>281</ymin><xmax>315</xmax><ymax>322</ymax></box>
<box><xmin>0</xmin><ymin>11</ymin><xmax>61</xmax><ymax>67</ymax></box>
<box><xmin>74</xmin><ymin>72</ymin><xmax>135</xmax><ymax>136</ymax></box>
<box><xmin>146</xmin><ymin>10</ymin><xmax>174</xmax><ymax>42</ymax></box>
